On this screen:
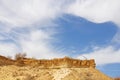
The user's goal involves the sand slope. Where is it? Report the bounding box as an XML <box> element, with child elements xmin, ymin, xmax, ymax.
<box><xmin>0</xmin><ymin>65</ymin><xmax>113</xmax><ymax>80</ymax></box>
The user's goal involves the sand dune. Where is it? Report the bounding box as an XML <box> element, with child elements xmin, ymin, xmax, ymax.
<box><xmin>0</xmin><ymin>65</ymin><xmax>114</xmax><ymax>80</ymax></box>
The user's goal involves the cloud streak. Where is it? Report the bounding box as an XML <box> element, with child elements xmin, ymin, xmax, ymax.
<box><xmin>0</xmin><ymin>0</ymin><xmax>120</xmax><ymax>65</ymax></box>
<box><xmin>67</xmin><ymin>0</ymin><xmax>120</xmax><ymax>25</ymax></box>
<box><xmin>67</xmin><ymin>0</ymin><xmax>120</xmax><ymax>65</ymax></box>
<box><xmin>0</xmin><ymin>0</ymin><xmax>64</xmax><ymax>27</ymax></box>
<box><xmin>77</xmin><ymin>46</ymin><xmax>120</xmax><ymax>65</ymax></box>
<box><xmin>0</xmin><ymin>0</ymin><xmax>68</xmax><ymax>58</ymax></box>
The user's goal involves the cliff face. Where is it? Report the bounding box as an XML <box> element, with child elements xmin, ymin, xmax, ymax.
<box><xmin>0</xmin><ymin>55</ymin><xmax>15</xmax><ymax>66</ymax></box>
<box><xmin>0</xmin><ymin>55</ymin><xmax>113</xmax><ymax>80</ymax></box>
<box><xmin>0</xmin><ymin>55</ymin><xmax>95</xmax><ymax>68</ymax></box>
<box><xmin>21</xmin><ymin>57</ymin><xmax>96</xmax><ymax>68</ymax></box>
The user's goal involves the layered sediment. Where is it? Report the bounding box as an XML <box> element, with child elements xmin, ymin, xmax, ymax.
<box><xmin>0</xmin><ymin>55</ymin><xmax>95</xmax><ymax>68</ymax></box>
<box><xmin>0</xmin><ymin>55</ymin><xmax>114</xmax><ymax>80</ymax></box>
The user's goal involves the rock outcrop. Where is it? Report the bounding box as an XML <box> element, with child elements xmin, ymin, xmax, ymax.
<box><xmin>21</xmin><ymin>57</ymin><xmax>96</xmax><ymax>68</ymax></box>
<box><xmin>0</xmin><ymin>55</ymin><xmax>114</xmax><ymax>80</ymax></box>
<box><xmin>0</xmin><ymin>55</ymin><xmax>15</xmax><ymax>66</ymax></box>
<box><xmin>0</xmin><ymin>55</ymin><xmax>96</xmax><ymax>68</ymax></box>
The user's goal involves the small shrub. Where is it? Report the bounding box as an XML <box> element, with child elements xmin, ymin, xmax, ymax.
<box><xmin>15</xmin><ymin>53</ymin><xmax>27</xmax><ymax>60</ymax></box>
<box><xmin>7</xmin><ymin>56</ymin><xmax>12</xmax><ymax>59</ymax></box>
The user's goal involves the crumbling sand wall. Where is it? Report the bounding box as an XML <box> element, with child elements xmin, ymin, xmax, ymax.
<box><xmin>0</xmin><ymin>55</ymin><xmax>96</xmax><ymax>68</ymax></box>
<box><xmin>0</xmin><ymin>55</ymin><xmax>15</xmax><ymax>66</ymax></box>
<box><xmin>21</xmin><ymin>57</ymin><xmax>96</xmax><ymax>68</ymax></box>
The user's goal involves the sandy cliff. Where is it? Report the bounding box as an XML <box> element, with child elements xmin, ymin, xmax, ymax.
<box><xmin>0</xmin><ymin>66</ymin><xmax>113</xmax><ymax>80</ymax></box>
<box><xmin>0</xmin><ymin>55</ymin><xmax>113</xmax><ymax>80</ymax></box>
<box><xmin>0</xmin><ymin>55</ymin><xmax>95</xmax><ymax>68</ymax></box>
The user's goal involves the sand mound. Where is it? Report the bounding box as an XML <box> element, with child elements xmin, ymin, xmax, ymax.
<box><xmin>0</xmin><ymin>55</ymin><xmax>14</xmax><ymax>66</ymax></box>
<box><xmin>0</xmin><ymin>65</ymin><xmax>113</xmax><ymax>80</ymax></box>
<box><xmin>0</xmin><ymin>55</ymin><xmax>113</xmax><ymax>80</ymax></box>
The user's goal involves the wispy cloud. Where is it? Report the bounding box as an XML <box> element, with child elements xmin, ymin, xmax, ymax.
<box><xmin>77</xmin><ymin>46</ymin><xmax>120</xmax><ymax>65</ymax></box>
<box><xmin>0</xmin><ymin>0</ymin><xmax>68</xmax><ymax>58</ymax></box>
<box><xmin>0</xmin><ymin>42</ymin><xmax>19</xmax><ymax>57</ymax></box>
<box><xmin>67</xmin><ymin>0</ymin><xmax>120</xmax><ymax>25</ymax></box>
<box><xmin>0</xmin><ymin>0</ymin><xmax>65</xmax><ymax>27</ymax></box>
<box><xmin>0</xmin><ymin>0</ymin><xmax>120</xmax><ymax>65</ymax></box>
<box><xmin>67</xmin><ymin>0</ymin><xmax>120</xmax><ymax>65</ymax></box>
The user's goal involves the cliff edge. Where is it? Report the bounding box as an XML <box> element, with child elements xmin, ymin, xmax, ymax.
<box><xmin>0</xmin><ymin>55</ymin><xmax>113</xmax><ymax>80</ymax></box>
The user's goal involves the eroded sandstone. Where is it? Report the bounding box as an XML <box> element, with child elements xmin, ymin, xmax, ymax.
<box><xmin>0</xmin><ymin>55</ymin><xmax>96</xmax><ymax>68</ymax></box>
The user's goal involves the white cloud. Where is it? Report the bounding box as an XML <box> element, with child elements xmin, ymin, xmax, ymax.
<box><xmin>67</xmin><ymin>0</ymin><xmax>120</xmax><ymax>25</ymax></box>
<box><xmin>0</xmin><ymin>0</ymin><xmax>120</xmax><ymax>65</ymax></box>
<box><xmin>112</xmin><ymin>30</ymin><xmax>120</xmax><ymax>43</ymax></box>
<box><xmin>78</xmin><ymin>46</ymin><xmax>120</xmax><ymax>65</ymax></box>
<box><xmin>0</xmin><ymin>0</ymin><xmax>67</xmax><ymax>58</ymax></box>
<box><xmin>0</xmin><ymin>0</ymin><xmax>65</xmax><ymax>27</ymax></box>
<box><xmin>19</xmin><ymin>29</ymin><xmax>65</xmax><ymax>59</ymax></box>
<box><xmin>67</xmin><ymin>0</ymin><xmax>120</xmax><ymax>65</ymax></box>
<box><xmin>0</xmin><ymin>42</ymin><xmax>19</xmax><ymax>58</ymax></box>
<box><xmin>66</xmin><ymin>0</ymin><xmax>120</xmax><ymax>46</ymax></box>
<box><xmin>0</xmin><ymin>35</ymin><xmax>5</xmax><ymax>40</ymax></box>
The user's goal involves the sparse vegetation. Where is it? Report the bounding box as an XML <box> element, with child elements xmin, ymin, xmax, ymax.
<box><xmin>15</xmin><ymin>53</ymin><xmax>27</xmax><ymax>60</ymax></box>
<box><xmin>7</xmin><ymin>56</ymin><xmax>12</xmax><ymax>59</ymax></box>
<box><xmin>0</xmin><ymin>54</ymin><xmax>116</xmax><ymax>80</ymax></box>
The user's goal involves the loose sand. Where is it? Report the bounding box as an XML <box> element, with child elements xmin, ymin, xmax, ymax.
<box><xmin>0</xmin><ymin>65</ymin><xmax>113</xmax><ymax>80</ymax></box>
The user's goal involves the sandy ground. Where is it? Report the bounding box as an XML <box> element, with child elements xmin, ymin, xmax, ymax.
<box><xmin>0</xmin><ymin>65</ymin><xmax>113</xmax><ymax>80</ymax></box>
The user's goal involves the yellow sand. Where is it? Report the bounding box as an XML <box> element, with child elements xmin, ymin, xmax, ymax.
<box><xmin>0</xmin><ymin>65</ymin><xmax>113</xmax><ymax>80</ymax></box>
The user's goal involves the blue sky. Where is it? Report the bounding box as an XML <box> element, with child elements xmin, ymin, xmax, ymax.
<box><xmin>0</xmin><ymin>0</ymin><xmax>120</xmax><ymax>77</ymax></box>
<box><xmin>55</xmin><ymin>15</ymin><xmax>117</xmax><ymax>52</ymax></box>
